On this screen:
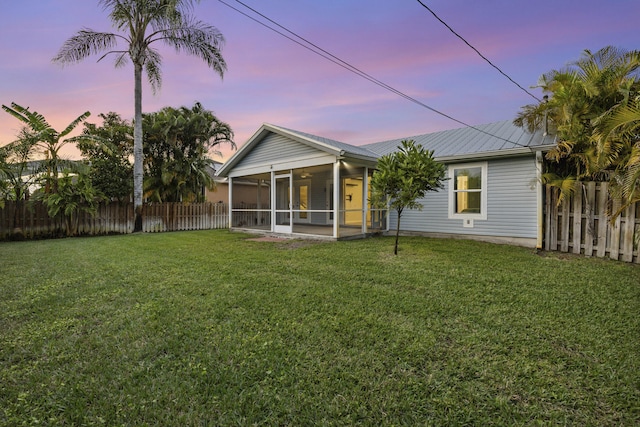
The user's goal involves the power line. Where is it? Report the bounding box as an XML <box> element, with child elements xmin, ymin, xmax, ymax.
<box><xmin>415</xmin><ymin>0</ymin><xmax>541</xmax><ymax>102</ymax></box>
<box><xmin>217</xmin><ymin>0</ymin><xmax>530</xmax><ymax>148</ymax></box>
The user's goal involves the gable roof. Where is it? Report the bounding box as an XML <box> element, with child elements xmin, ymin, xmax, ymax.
<box><xmin>216</xmin><ymin>123</ymin><xmax>379</xmax><ymax>176</ymax></box>
<box><xmin>276</xmin><ymin>125</ymin><xmax>380</xmax><ymax>160</ymax></box>
<box><xmin>363</xmin><ymin>120</ymin><xmax>556</xmax><ymax>161</ymax></box>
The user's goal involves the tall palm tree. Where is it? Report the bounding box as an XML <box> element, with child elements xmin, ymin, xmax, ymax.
<box><xmin>52</xmin><ymin>0</ymin><xmax>227</xmax><ymax>231</ymax></box>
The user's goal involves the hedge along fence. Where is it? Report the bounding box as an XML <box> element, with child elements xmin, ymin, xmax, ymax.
<box><xmin>0</xmin><ymin>201</ymin><xmax>229</xmax><ymax>240</ymax></box>
<box><xmin>545</xmin><ymin>183</ymin><xmax>639</xmax><ymax>263</ymax></box>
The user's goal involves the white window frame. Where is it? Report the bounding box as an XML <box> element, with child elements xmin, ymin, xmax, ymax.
<box><xmin>448</xmin><ymin>162</ymin><xmax>488</xmax><ymax>220</ymax></box>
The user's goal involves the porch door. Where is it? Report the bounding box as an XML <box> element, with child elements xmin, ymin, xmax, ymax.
<box><xmin>274</xmin><ymin>174</ymin><xmax>292</xmax><ymax>233</ymax></box>
<box><xmin>294</xmin><ymin>180</ymin><xmax>311</xmax><ymax>223</ymax></box>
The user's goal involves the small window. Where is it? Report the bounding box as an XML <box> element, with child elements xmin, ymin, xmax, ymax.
<box><xmin>448</xmin><ymin>162</ymin><xmax>487</xmax><ymax>220</ymax></box>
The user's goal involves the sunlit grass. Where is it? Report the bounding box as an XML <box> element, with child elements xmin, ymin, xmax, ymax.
<box><xmin>1</xmin><ymin>231</ymin><xmax>638</xmax><ymax>425</ymax></box>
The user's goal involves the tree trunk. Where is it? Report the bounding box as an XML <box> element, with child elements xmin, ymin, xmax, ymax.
<box><xmin>394</xmin><ymin>211</ymin><xmax>401</xmax><ymax>255</ymax></box>
<box><xmin>133</xmin><ymin>62</ymin><xmax>144</xmax><ymax>232</ymax></box>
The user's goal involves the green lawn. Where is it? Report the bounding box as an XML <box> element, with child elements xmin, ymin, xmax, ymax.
<box><xmin>0</xmin><ymin>230</ymin><xmax>638</xmax><ymax>426</ymax></box>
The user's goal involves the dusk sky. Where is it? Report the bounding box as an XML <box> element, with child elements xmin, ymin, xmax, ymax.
<box><xmin>1</xmin><ymin>0</ymin><xmax>637</xmax><ymax>161</ymax></box>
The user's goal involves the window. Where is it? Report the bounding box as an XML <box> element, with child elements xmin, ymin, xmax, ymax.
<box><xmin>448</xmin><ymin>162</ymin><xmax>487</xmax><ymax>220</ymax></box>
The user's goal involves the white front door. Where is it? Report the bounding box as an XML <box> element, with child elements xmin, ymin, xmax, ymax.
<box><xmin>274</xmin><ymin>174</ymin><xmax>292</xmax><ymax>233</ymax></box>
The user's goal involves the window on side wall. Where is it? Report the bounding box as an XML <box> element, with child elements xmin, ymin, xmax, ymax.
<box><xmin>448</xmin><ymin>162</ymin><xmax>487</xmax><ymax>220</ymax></box>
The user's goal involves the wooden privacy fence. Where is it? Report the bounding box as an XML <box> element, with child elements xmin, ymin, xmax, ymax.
<box><xmin>545</xmin><ymin>183</ymin><xmax>639</xmax><ymax>263</ymax></box>
<box><xmin>143</xmin><ymin>202</ymin><xmax>228</xmax><ymax>232</ymax></box>
<box><xmin>0</xmin><ymin>201</ymin><xmax>229</xmax><ymax>240</ymax></box>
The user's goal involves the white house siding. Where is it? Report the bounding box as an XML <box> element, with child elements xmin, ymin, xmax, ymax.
<box><xmin>390</xmin><ymin>156</ymin><xmax>538</xmax><ymax>239</ymax></box>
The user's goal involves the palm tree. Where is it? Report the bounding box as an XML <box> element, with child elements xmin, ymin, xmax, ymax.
<box><xmin>514</xmin><ymin>46</ymin><xmax>640</xmax><ymax>213</ymax></box>
<box><xmin>596</xmin><ymin>94</ymin><xmax>640</xmax><ymax>217</ymax></box>
<box><xmin>1</xmin><ymin>102</ymin><xmax>91</xmax><ymax>194</ymax></box>
<box><xmin>142</xmin><ymin>101</ymin><xmax>234</xmax><ymax>202</ymax></box>
<box><xmin>52</xmin><ymin>0</ymin><xmax>227</xmax><ymax>231</ymax></box>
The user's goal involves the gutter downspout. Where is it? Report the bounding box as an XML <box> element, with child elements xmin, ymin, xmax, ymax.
<box><xmin>333</xmin><ymin>161</ymin><xmax>340</xmax><ymax>238</ymax></box>
<box><xmin>536</xmin><ymin>150</ymin><xmax>544</xmax><ymax>249</ymax></box>
<box><xmin>228</xmin><ymin>177</ymin><xmax>233</xmax><ymax>229</ymax></box>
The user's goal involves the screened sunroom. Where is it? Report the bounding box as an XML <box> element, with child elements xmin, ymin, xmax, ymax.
<box><xmin>216</xmin><ymin>124</ymin><xmax>387</xmax><ymax>239</ymax></box>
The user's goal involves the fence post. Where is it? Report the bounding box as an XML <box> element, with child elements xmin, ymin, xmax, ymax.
<box><xmin>610</xmin><ymin>198</ymin><xmax>621</xmax><ymax>260</ymax></box>
<box><xmin>584</xmin><ymin>182</ymin><xmax>596</xmax><ymax>257</ymax></box>
<box><xmin>560</xmin><ymin>196</ymin><xmax>570</xmax><ymax>252</ymax></box>
<box><xmin>622</xmin><ymin>205</ymin><xmax>635</xmax><ymax>263</ymax></box>
<box><xmin>572</xmin><ymin>185</ymin><xmax>583</xmax><ymax>254</ymax></box>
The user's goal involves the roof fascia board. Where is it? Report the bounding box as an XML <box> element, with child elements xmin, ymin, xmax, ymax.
<box><xmin>227</xmin><ymin>153</ymin><xmax>338</xmax><ymax>178</ymax></box>
<box><xmin>435</xmin><ymin>147</ymin><xmax>539</xmax><ymax>163</ymax></box>
<box><xmin>266</xmin><ymin>124</ymin><xmax>344</xmax><ymax>156</ymax></box>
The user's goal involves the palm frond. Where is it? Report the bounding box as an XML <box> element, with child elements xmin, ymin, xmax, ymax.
<box><xmin>152</xmin><ymin>17</ymin><xmax>227</xmax><ymax>77</ymax></box>
<box><xmin>52</xmin><ymin>29</ymin><xmax>120</xmax><ymax>64</ymax></box>
<box><xmin>144</xmin><ymin>48</ymin><xmax>163</xmax><ymax>93</ymax></box>
<box><xmin>2</xmin><ymin>102</ymin><xmax>52</xmax><ymax>133</ymax></box>
<box><xmin>59</xmin><ymin>111</ymin><xmax>91</xmax><ymax>138</ymax></box>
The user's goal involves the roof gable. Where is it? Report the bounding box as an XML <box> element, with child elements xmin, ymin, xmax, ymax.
<box><xmin>217</xmin><ymin>123</ymin><xmax>378</xmax><ymax>176</ymax></box>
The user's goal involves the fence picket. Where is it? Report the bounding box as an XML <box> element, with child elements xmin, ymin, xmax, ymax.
<box><xmin>544</xmin><ymin>183</ymin><xmax>638</xmax><ymax>263</ymax></box>
<box><xmin>0</xmin><ymin>201</ymin><xmax>229</xmax><ymax>240</ymax></box>
<box><xmin>622</xmin><ymin>205</ymin><xmax>635</xmax><ymax>263</ymax></box>
<box><xmin>572</xmin><ymin>186</ymin><xmax>583</xmax><ymax>254</ymax></box>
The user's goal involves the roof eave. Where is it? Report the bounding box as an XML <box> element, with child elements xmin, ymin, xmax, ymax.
<box><xmin>267</xmin><ymin>124</ymin><xmax>344</xmax><ymax>156</ymax></box>
<box><xmin>434</xmin><ymin>146</ymin><xmax>553</xmax><ymax>163</ymax></box>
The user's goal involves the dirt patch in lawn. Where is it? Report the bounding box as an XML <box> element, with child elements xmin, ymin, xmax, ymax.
<box><xmin>246</xmin><ymin>236</ymin><xmax>330</xmax><ymax>249</ymax></box>
<box><xmin>246</xmin><ymin>236</ymin><xmax>289</xmax><ymax>243</ymax></box>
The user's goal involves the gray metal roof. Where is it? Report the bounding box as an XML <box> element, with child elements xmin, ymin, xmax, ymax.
<box><xmin>275</xmin><ymin>125</ymin><xmax>380</xmax><ymax>160</ymax></box>
<box><xmin>362</xmin><ymin>120</ymin><xmax>556</xmax><ymax>160</ymax></box>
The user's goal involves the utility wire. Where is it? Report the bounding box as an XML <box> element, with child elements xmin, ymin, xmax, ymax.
<box><xmin>415</xmin><ymin>0</ymin><xmax>541</xmax><ymax>102</ymax></box>
<box><xmin>218</xmin><ymin>0</ymin><xmax>530</xmax><ymax>148</ymax></box>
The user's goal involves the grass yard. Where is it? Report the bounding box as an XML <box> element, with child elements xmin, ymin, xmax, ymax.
<box><xmin>0</xmin><ymin>230</ymin><xmax>638</xmax><ymax>426</ymax></box>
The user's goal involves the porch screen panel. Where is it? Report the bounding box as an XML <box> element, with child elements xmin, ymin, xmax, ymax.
<box><xmin>231</xmin><ymin>174</ymin><xmax>271</xmax><ymax>229</ymax></box>
<box><xmin>275</xmin><ymin>175</ymin><xmax>290</xmax><ymax>226</ymax></box>
<box><xmin>291</xmin><ymin>165</ymin><xmax>334</xmax><ymax>235</ymax></box>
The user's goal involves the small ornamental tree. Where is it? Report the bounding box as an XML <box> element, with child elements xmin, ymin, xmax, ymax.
<box><xmin>370</xmin><ymin>139</ymin><xmax>446</xmax><ymax>255</ymax></box>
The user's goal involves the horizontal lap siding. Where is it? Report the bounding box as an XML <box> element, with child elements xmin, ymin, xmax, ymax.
<box><xmin>237</xmin><ymin>132</ymin><xmax>319</xmax><ymax>169</ymax></box>
<box><xmin>391</xmin><ymin>156</ymin><xmax>538</xmax><ymax>239</ymax></box>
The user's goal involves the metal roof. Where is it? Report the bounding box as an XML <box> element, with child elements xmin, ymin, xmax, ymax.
<box><xmin>362</xmin><ymin>120</ymin><xmax>556</xmax><ymax>160</ymax></box>
<box><xmin>274</xmin><ymin>125</ymin><xmax>380</xmax><ymax>160</ymax></box>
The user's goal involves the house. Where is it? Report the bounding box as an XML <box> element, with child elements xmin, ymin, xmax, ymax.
<box><xmin>216</xmin><ymin>120</ymin><xmax>556</xmax><ymax>246</ymax></box>
<box><xmin>203</xmin><ymin>161</ymin><xmax>228</xmax><ymax>203</ymax></box>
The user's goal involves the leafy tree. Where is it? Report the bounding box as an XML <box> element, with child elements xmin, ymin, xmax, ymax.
<box><xmin>0</xmin><ymin>130</ymin><xmax>40</xmax><ymax>202</ymax></box>
<box><xmin>370</xmin><ymin>139</ymin><xmax>446</xmax><ymax>255</ymax></box>
<box><xmin>53</xmin><ymin>0</ymin><xmax>227</xmax><ymax>231</ymax></box>
<box><xmin>38</xmin><ymin>168</ymin><xmax>103</xmax><ymax>237</ymax></box>
<box><xmin>514</xmin><ymin>46</ymin><xmax>640</xmax><ymax>217</ymax></box>
<box><xmin>142</xmin><ymin>101</ymin><xmax>234</xmax><ymax>202</ymax></box>
<box><xmin>78</xmin><ymin>112</ymin><xmax>134</xmax><ymax>202</ymax></box>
